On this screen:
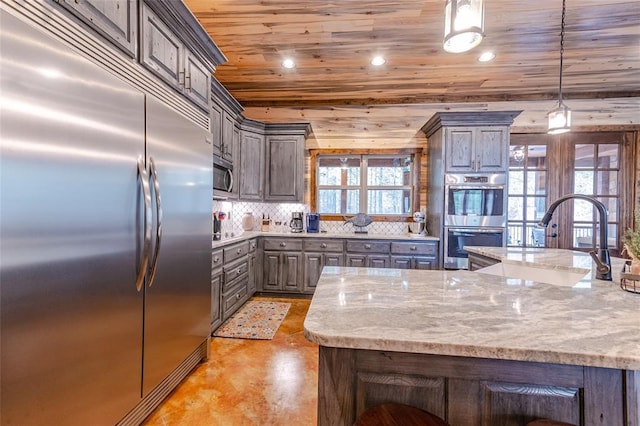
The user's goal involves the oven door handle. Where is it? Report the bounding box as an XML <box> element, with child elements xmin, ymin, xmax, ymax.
<box><xmin>449</xmin><ymin>228</ymin><xmax>504</xmax><ymax>234</ymax></box>
<box><xmin>446</xmin><ymin>185</ymin><xmax>505</xmax><ymax>190</ymax></box>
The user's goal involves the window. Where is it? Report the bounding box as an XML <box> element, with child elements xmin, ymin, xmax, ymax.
<box><xmin>313</xmin><ymin>152</ymin><xmax>417</xmax><ymax>217</ymax></box>
<box><xmin>508</xmin><ymin>132</ymin><xmax>632</xmax><ymax>255</ymax></box>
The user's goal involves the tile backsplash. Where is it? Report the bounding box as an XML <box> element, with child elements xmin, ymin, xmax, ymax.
<box><xmin>212</xmin><ymin>201</ymin><xmax>408</xmax><ymax>238</ymax></box>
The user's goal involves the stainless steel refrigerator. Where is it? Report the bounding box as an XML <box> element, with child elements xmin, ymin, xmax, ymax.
<box><xmin>1</xmin><ymin>7</ymin><xmax>212</xmax><ymax>425</ymax></box>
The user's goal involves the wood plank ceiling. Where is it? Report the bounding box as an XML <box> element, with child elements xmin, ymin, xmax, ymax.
<box><xmin>185</xmin><ymin>0</ymin><xmax>640</xmax><ymax>148</ymax></box>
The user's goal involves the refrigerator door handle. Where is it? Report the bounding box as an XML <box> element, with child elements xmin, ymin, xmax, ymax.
<box><xmin>136</xmin><ymin>156</ymin><xmax>152</xmax><ymax>292</ymax></box>
<box><xmin>147</xmin><ymin>156</ymin><xmax>163</xmax><ymax>287</ymax></box>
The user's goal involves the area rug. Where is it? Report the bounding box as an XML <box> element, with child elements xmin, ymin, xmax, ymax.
<box><xmin>214</xmin><ymin>301</ymin><xmax>291</xmax><ymax>340</ymax></box>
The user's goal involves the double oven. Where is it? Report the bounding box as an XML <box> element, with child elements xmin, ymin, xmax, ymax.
<box><xmin>443</xmin><ymin>173</ymin><xmax>507</xmax><ymax>269</ymax></box>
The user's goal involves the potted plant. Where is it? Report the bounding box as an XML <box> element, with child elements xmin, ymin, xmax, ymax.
<box><xmin>622</xmin><ymin>212</ymin><xmax>640</xmax><ymax>275</ymax></box>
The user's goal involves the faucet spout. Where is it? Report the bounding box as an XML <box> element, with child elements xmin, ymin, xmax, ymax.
<box><xmin>538</xmin><ymin>194</ymin><xmax>612</xmax><ymax>281</ymax></box>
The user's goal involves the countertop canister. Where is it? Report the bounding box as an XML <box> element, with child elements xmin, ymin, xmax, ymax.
<box><xmin>241</xmin><ymin>212</ymin><xmax>256</xmax><ymax>231</ymax></box>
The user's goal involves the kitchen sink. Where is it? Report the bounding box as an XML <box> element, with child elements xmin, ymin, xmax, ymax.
<box><xmin>476</xmin><ymin>262</ymin><xmax>590</xmax><ymax>287</ymax></box>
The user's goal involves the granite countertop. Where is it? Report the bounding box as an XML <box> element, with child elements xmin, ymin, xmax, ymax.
<box><xmin>212</xmin><ymin>231</ymin><xmax>439</xmax><ymax>249</ymax></box>
<box><xmin>303</xmin><ymin>248</ymin><xmax>640</xmax><ymax>370</ymax></box>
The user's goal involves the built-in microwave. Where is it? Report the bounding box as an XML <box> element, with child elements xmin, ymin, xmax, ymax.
<box><xmin>213</xmin><ymin>156</ymin><xmax>233</xmax><ymax>198</ymax></box>
<box><xmin>444</xmin><ymin>173</ymin><xmax>507</xmax><ymax>227</ymax></box>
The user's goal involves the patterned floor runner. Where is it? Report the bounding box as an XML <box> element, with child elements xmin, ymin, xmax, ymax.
<box><xmin>213</xmin><ymin>300</ymin><xmax>291</xmax><ymax>340</ymax></box>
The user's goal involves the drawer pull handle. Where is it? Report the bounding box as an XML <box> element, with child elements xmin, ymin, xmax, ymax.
<box><xmin>237</xmin><ymin>248</ymin><xmax>242</xmax><ymax>254</ymax></box>
<box><xmin>280</xmin><ymin>242</ymin><xmax>286</xmax><ymax>247</ymax></box>
<box><xmin>214</xmin><ymin>256</ymin><xmax>220</xmax><ymax>263</ymax></box>
<box><xmin>237</xmin><ymin>268</ymin><xmax>242</xmax><ymax>275</ymax></box>
<box><xmin>236</xmin><ymin>293</ymin><xmax>241</xmax><ymax>299</ymax></box>
<box><xmin>321</xmin><ymin>243</ymin><xmax>327</xmax><ymax>248</ymax></box>
<box><xmin>364</xmin><ymin>244</ymin><xmax>371</xmax><ymax>249</ymax></box>
<box><xmin>410</xmin><ymin>246</ymin><xmax>417</xmax><ymax>251</ymax></box>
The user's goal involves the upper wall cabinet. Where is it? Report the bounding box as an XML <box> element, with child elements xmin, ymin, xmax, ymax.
<box><xmin>264</xmin><ymin>125</ymin><xmax>310</xmax><ymax>202</ymax></box>
<box><xmin>445</xmin><ymin>127</ymin><xmax>509</xmax><ymax>173</ymax></box>
<box><xmin>141</xmin><ymin>4</ymin><xmax>210</xmax><ymax>112</ymax></box>
<box><xmin>58</xmin><ymin>0</ymin><xmax>138</xmax><ymax>57</ymax></box>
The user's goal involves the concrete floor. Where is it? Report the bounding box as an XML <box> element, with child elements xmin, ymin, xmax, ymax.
<box><xmin>143</xmin><ymin>296</ymin><xmax>318</xmax><ymax>425</ymax></box>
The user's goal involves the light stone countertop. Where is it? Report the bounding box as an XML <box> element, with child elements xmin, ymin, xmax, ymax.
<box><xmin>303</xmin><ymin>248</ymin><xmax>640</xmax><ymax>370</ymax></box>
<box><xmin>212</xmin><ymin>231</ymin><xmax>439</xmax><ymax>249</ymax></box>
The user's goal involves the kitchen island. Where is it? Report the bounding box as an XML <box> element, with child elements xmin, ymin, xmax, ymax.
<box><xmin>303</xmin><ymin>248</ymin><xmax>639</xmax><ymax>426</ymax></box>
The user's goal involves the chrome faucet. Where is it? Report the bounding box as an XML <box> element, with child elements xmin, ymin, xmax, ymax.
<box><xmin>537</xmin><ymin>194</ymin><xmax>612</xmax><ymax>281</ymax></box>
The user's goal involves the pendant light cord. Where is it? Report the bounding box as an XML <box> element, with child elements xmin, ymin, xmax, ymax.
<box><xmin>558</xmin><ymin>0</ymin><xmax>566</xmax><ymax>103</ymax></box>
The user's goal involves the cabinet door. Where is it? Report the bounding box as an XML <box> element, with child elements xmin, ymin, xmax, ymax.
<box><xmin>211</xmin><ymin>271</ymin><xmax>222</xmax><ymax>332</ymax></box>
<box><xmin>248</xmin><ymin>252</ymin><xmax>257</xmax><ymax>295</ymax></box>
<box><xmin>445</xmin><ymin>128</ymin><xmax>475</xmax><ymax>173</ymax></box>
<box><xmin>184</xmin><ymin>50</ymin><xmax>210</xmax><ymax>112</ymax></box>
<box><xmin>239</xmin><ymin>131</ymin><xmax>264</xmax><ymax>200</ymax></box>
<box><xmin>282</xmin><ymin>252</ymin><xmax>303</xmax><ymax>292</ymax></box>
<box><xmin>210</xmin><ymin>103</ymin><xmax>222</xmax><ymax>157</ymax></box>
<box><xmin>264</xmin><ymin>135</ymin><xmax>303</xmax><ymax>202</ymax></box>
<box><xmin>60</xmin><ymin>0</ymin><xmax>137</xmax><ymax>57</ymax></box>
<box><xmin>222</xmin><ymin>112</ymin><xmax>235</xmax><ymax>162</ymax></box>
<box><xmin>369</xmin><ymin>256</ymin><xmax>390</xmax><ymax>268</ymax></box>
<box><xmin>263</xmin><ymin>251</ymin><xmax>281</xmax><ymax>291</ymax></box>
<box><xmin>390</xmin><ymin>256</ymin><xmax>412</xmax><ymax>269</ymax></box>
<box><xmin>304</xmin><ymin>253</ymin><xmax>323</xmax><ymax>293</ymax></box>
<box><xmin>141</xmin><ymin>5</ymin><xmax>183</xmax><ymax>90</ymax></box>
<box><xmin>476</xmin><ymin>127</ymin><xmax>508</xmax><ymax>172</ymax></box>
<box><xmin>346</xmin><ymin>254</ymin><xmax>367</xmax><ymax>267</ymax></box>
<box><xmin>324</xmin><ymin>253</ymin><xmax>344</xmax><ymax>267</ymax></box>
<box><xmin>414</xmin><ymin>257</ymin><xmax>437</xmax><ymax>270</ymax></box>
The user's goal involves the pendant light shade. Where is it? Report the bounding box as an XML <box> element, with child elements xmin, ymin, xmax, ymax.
<box><xmin>548</xmin><ymin>102</ymin><xmax>572</xmax><ymax>134</ymax></box>
<box><xmin>547</xmin><ymin>0</ymin><xmax>571</xmax><ymax>134</ymax></box>
<box><xmin>443</xmin><ymin>0</ymin><xmax>484</xmax><ymax>53</ymax></box>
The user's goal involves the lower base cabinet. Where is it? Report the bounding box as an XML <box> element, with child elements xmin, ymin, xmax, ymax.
<box><xmin>318</xmin><ymin>347</ymin><xmax>632</xmax><ymax>426</ymax></box>
<box><xmin>211</xmin><ymin>249</ymin><xmax>223</xmax><ymax>332</ymax></box>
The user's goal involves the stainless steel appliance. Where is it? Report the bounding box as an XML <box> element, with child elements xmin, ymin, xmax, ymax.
<box><xmin>444</xmin><ymin>173</ymin><xmax>507</xmax><ymax>227</ymax></box>
<box><xmin>444</xmin><ymin>227</ymin><xmax>506</xmax><ymax>269</ymax></box>
<box><xmin>1</xmin><ymin>9</ymin><xmax>211</xmax><ymax>425</ymax></box>
<box><xmin>290</xmin><ymin>212</ymin><xmax>304</xmax><ymax>232</ymax></box>
<box><xmin>213</xmin><ymin>156</ymin><xmax>234</xmax><ymax>198</ymax></box>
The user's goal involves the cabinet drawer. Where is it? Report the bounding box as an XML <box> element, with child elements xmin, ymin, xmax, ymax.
<box><xmin>304</xmin><ymin>239</ymin><xmax>343</xmax><ymax>252</ymax></box>
<box><xmin>223</xmin><ymin>258</ymin><xmax>249</xmax><ymax>288</ymax></box>
<box><xmin>222</xmin><ymin>280</ymin><xmax>248</xmax><ymax>320</ymax></box>
<box><xmin>263</xmin><ymin>238</ymin><xmax>303</xmax><ymax>251</ymax></box>
<box><xmin>212</xmin><ymin>249</ymin><xmax>223</xmax><ymax>269</ymax></box>
<box><xmin>346</xmin><ymin>240</ymin><xmax>390</xmax><ymax>254</ymax></box>
<box><xmin>248</xmin><ymin>238</ymin><xmax>258</xmax><ymax>253</ymax></box>
<box><xmin>224</xmin><ymin>241</ymin><xmax>249</xmax><ymax>263</ymax></box>
<box><xmin>391</xmin><ymin>242</ymin><xmax>437</xmax><ymax>256</ymax></box>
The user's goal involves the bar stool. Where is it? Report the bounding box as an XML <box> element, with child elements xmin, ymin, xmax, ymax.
<box><xmin>356</xmin><ymin>403</ymin><xmax>450</xmax><ymax>426</ymax></box>
<box><xmin>526</xmin><ymin>420</ymin><xmax>576</xmax><ymax>426</ymax></box>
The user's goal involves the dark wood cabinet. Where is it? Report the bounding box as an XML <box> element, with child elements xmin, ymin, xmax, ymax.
<box><xmin>303</xmin><ymin>239</ymin><xmax>345</xmax><ymax>293</ymax></box>
<box><xmin>264</xmin><ymin>135</ymin><xmax>305</xmax><ymax>202</ymax></box>
<box><xmin>262</xmin><ymin>238</ymin><xmax>304</xmax><ymax>293</ymax></box>
<box><xmin>58</xmin><ymin>0</ymin><xmax>137</xmax><ymax>57</ymax></box>
<box><xmin>444</xmin><ymin>127</ymin><xmax>509</xmax><ymax>173</ymax></box>
<box><xmin>319</xmin><ymin>347</ymin><xmax>629</xmax><ymax>426</ymax></box>
<box><xmin>238</xmin><ymin>130</ymin><xmax>265</xmax><ymax>200</ymax></box>
<box><xmin>210</xmin><ymin>249</ymin><xmax>223</xmax><ymax>332</ymax></box>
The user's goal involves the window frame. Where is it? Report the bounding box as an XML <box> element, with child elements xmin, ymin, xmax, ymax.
<box><xmin>309</xmin><ymin>148</ymin><xmax>422</xmax><ymax>222</ymax></box>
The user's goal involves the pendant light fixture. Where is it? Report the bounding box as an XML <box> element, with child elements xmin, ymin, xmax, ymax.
<box><xmin>443</xmin><ymin>0</ymin><xmax>484</xmax><ymax>53</ymax></box>
<box><xmin>547</xmin><ymin>0</ymin><xmax>571</xmax><ymax>134</ymax></box>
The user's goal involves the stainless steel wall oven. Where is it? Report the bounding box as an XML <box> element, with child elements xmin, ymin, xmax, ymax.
<box><xmin>444</xmin><ymin>173</ymin><xmax>507</xmax><ymax>227</ymax></box>
<box><xmin>444</xmin><ymin>227</ymin><xmax>506</xmax><ymax>269</ymax></box>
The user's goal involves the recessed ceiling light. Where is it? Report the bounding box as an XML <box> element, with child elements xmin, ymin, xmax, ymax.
<box><xmin>282</xmin><ymin>58</ymin><xmax>295</xmax><ymax>69</ymax></box>
<box><xmin>477</xmin><ymin>51</ymin><xmax>496</xmax><ymax>62</ymax></box>
<box><xmin>371</xmin><ymin>56</ymin><xmax>386</xmax><ymax>66</ymax></box>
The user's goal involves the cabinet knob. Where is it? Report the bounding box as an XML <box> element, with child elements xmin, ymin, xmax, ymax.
<box><xmin>280</xmin><ymin>242</ymin><xmax>286</xmax><ymax>247</ymax></box>
<box><xmin>364</xmin><ymin>244</ymin><xmax>371</xmax><ymax>249</ymax></box>
<box><xmin>237</xmin><ymin>268</ymin><xmax>242</xmax><ymax>275</ymax></box>
<box><xmin>410</xmin><ymin>246</ymin><xmax>417</xmax><ymax>251</ymax></box>
<box><xmin>236</xmin><ymin>293</ymin><xmax>241</xmax><ymax>300</ymax></box>
<box><xmin>214</xmin><ymin>256</ymin><xmax>220</xmax><ymax>263</ymax></box>
<box><xmin>321</xmin><ymin>243</ymin><xmax>327</xmax><ymax>248</ymax></box>
<box><xmin>237</xmin><ymin>248</ymin><xmax>242</xmax><ymax>254</ymax></box>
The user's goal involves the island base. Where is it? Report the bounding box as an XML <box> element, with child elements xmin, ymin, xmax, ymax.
<box><xmin>317</xmin><ymin>347</ymin><xmax>639</xmax><ymax>426</ymax></box>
